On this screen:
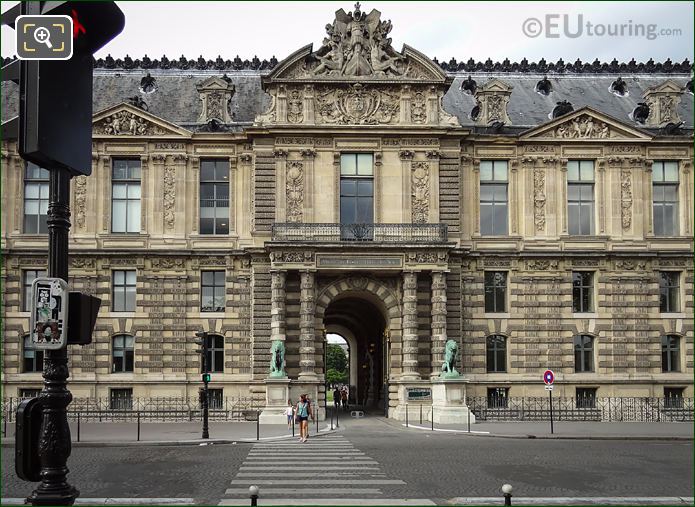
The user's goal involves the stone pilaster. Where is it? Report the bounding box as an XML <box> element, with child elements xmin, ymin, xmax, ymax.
<box><xmin>431</xmin><ymin>271</ymin><xmax>448</xmax><ymax>378</ymax></box>
<box><xmin>401</xmin><ymin>271</ymin><xmax>420</xmax><ymax>380</ymax></box>
<box><xmin>299</xmin><ymin>270</ymin><xmax>317</xmax><ymax>380</ymax></box>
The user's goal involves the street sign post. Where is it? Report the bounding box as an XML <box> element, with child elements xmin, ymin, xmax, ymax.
<box><xmin>543</xmin><ymin>369</ymin><xmax>555</xmax><ymax>434</ymax></box>
<box><xmin>29</xmin><ymin>278</ymin><xmax>68</xmax><ymax>350</ymax></box>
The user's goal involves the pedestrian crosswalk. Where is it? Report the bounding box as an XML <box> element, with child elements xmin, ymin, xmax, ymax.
<box><xmin>218</xmin><ymin>435</ymin><xmax>435</xmax><ymax>506</ymax></box>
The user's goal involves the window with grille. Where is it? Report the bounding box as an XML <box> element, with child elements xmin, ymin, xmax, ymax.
<box><xmin>23</xmin><ymin>269</ymin><xmax>47</xmax><ymax>312</ymax></box>
<box><xmin>202</xmin><ymin>334</ymin><xmax>225</xmax><ymax>373</ymax></box>
<box><xmin>487</xmin><ymin>387</ymin><xmax>509</xmax><ymax>408</ymax></box>
<box><xmin>652</xmin><ymin>161</ymin><xmax>679</xmax><ymax>236</ymax></box>
<box><xmin>111</xmin><ymin>159</ymin><xmax>141</xmax><ymax>233</ymax></box>
<box><xmin>480</xmin><ymin>160</ymin><xmax>508</xmax><ymax>236</ymax></box>
<box><xmin>112</xmin><ymin>270</ymin><xmax>136</xmax><ymax>312</ymax></box>
<box><xmin>576</xmin><ymin>387</ymin><xmax>597</xmax><ymax>408</ymax></box>
<box><xmin>109</xmin><ymin>388</ymin><xmax>133</xmax><ymax>410</ymax></box>
<box><xmin>486</xmin><ymin>335</ymin><xmax>507</xmax><ymax>373</ymax></box>
<box><xmin>19</xmin><ymin>388</ymin><xmax>42</xmax><ymax>398</ymax></box>
<box><xmin>567</xmin><ymin>160</ymin><xmax>594</xmax><ymax>235</ymax></box>
<box><xmin>572</xmin><ymin>271</ymin><xmax>594</xmax><ymax>313</ymax></box>
<box><xmin>24</xmin><ymin>163</ymin><xmax>49</xmax><ymax>234</ymax></box>
<box><xmin>204</xmin><ymin>388</ymin><xmax>224</xmax><ymax>410</ymax></box>
<box><xmin>112</xmin><ymin>335</ymin><xmax>134</xmax><ymax>373</ymax></box>
<box><xmin>659</xmin><ymin>271</ymin><xmax>680</xmax><ymax>313</ymax></box>
<box><xmin>23</xmin><ymin>335</ymin><xmax>44</xmax><ymax>373</ymax></box>
<box><xmin>200</xmin><ymin>159</ymin><xmax>230</xmax><ymax>235</ymax></box>
<box><xmin>661</xmin><ymin>335</ymin><xmax>680</xmax><ymax>372</ymax></box>
<box><xmin>574</xmin><ymin>335</ymin><xmax>594</xmax><ymax>372</ymax></box>
<box><xmin>664</xmin><ymin>387</ymin><xmax>684</xmax><ymax>409</ymax></box>
<box><xmin>340</xmin><ymin>154</ymin><xmax>374</xmax><ymax>240</ymax></box>
<box><xmin>484</xmin><ymin>271</ymin><xmax>507</xmax><ymax>313</ymax></box>
<box><xmin>201</xmin><ymin>271</ymin><xmax>225</xmax><ymax>312</ymax></box>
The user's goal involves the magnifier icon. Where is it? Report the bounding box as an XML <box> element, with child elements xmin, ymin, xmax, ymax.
<box><xmin>34</xmin><ymin>26</ymin><xmax>53</xmax><ymax>49</ymax></box>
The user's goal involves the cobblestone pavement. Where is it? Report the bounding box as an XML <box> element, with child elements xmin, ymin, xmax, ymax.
<box><xmin>2</xmin><ymin>417</ymin><xmax>692</xmax><ymax>504</ymax></box>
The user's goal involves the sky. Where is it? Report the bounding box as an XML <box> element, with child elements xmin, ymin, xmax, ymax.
<box><xmin>1</xmin><ymin>1</ymin><xmax>693</xmax><ymax>64</ymax></box>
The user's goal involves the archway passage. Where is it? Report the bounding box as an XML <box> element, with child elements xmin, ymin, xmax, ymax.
<box><xmin>324</xmin><ymin>297</ymin><xmax>386</xmax><ymax>411</ymax></box>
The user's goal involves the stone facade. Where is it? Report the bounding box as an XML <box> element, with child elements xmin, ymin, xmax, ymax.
<box><xmin>1</xmin><ymin>4</ymin><xmax>693</xmax><ymax>413</ymax></box>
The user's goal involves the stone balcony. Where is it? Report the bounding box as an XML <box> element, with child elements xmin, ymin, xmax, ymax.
<box><xmin>271</xmin><ymin>223</ymin><xmax>448</xmax><ymax>243</ymax></box>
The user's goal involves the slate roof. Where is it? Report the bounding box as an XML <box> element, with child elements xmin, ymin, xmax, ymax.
<box><xmin>2</xmin><ymin>59</ymin><xmax>693</xmax><ymax>133</ymax></box>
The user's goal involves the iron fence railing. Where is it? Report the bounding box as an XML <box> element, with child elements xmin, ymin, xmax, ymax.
<box><xmin>1</xmin><ymin>396</ymin><xmax>261</xmax><ymax>423</ymax></box>
<box><xmin>467</xmin><ymin>396</ymin><xmax>694</xmax><ymax>422</ymax></box>
<box><xmin>271</xmin><ymin>222</ymin><xmax>448</xmax><ymax>243</ymax></box>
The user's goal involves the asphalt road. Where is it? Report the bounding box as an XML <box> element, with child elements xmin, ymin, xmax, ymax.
<box><xmin>2</xmin><ymin>418</ymin><xmax>692</xmax><ymax>504</ymax></box>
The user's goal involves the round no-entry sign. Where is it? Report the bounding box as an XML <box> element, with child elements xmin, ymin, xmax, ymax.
<box><xmin>543</xmin><ymin>369</ymin><xmax>555</xmax><ymax>385</ymax></box>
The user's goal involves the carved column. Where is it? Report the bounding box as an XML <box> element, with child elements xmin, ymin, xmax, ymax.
<box><xmin>140</xmin><ymin>154</ymin><xmax>149</xmax><ymax>233</ymax></box>
<box><xmin>509</xmin><ymin>159</ymin><xmax>519</xmax><ymax>235</ymax></box>
<box><xmin>277</xmin><ymin>85</ymin><xmax>288</xmax><ymax>123</ymax></box>
<box><xmin>303</xmin><ymin>85</ymin><xmax>315</xmax><ymax>125</ymax></box>
<box><xmin>644</xmin><ymin>159</ymin><xmax>654</xmax><ymax>235</ymax></box>
<box><xmin>472</xmin><ymin>159</ymin><xmax>481</xmax><ymax>234</ymax></box>
<box><xmin>430</xmin><ymin>271</ymin><xmax>447</xmax><ymax>378</ymax></box>
<box><xmin>275</xmin><ymin>149</ymin><xmax>288</xmax><ymax>222</ymax></box>
<box><xmin>559</xmin><ymin>158</ymin><xmax>568</xmax><ymax>234</ymax></box>
<box><xmin>270</xmin><ymin>270</ymin><xmax>287</xmax><ymax>377</ymax></box>
<box><xmin>400</xmin><ymin>84</ymin><xmax>412</xmax><ymax>124</ymax></box>
<box><xmin>301</xmin><ymin>149</ymin><xmax>316</xmax><ymax>222</ymax></box>
<box><xmin>682</xmin><ymin>160</ymin><xmax>692</xmax><ymax>235</ymax></box>
<box><xmin>99</xmin><ymin>155</ymin><xmax>110</xmax><ymax>233</ymax></box>
<box><xmin>190</xmin><ymin>156</ymin><xmax>200</xmax><ymax>233</ymax></box>
<box><xmin>426</xmin><ymin>86</ymin><xmax>438</xmax><ymax>125</ymax></box>
<box><xmin>597</xmin><ymin>159</ymin><xmax>606</xmax><ymax>234</ymax></box>
<box><xmin>400</xmin><ymin>150</ymin><xmax>414</xmax><ymax>223</ymax></box>
<box><xmin>401</xmin><ymin>271</ymin><xmax>420</xmax><ymax>380</ymax></box>
<box><xmin>299</xmin><ymin>270</ymin><xmax>317</xmax><ymax>380</ymax></box>
<box><xmin>11</xmin><ymin>154</ymin><xmax>24</xmax><ymax>233</ymax></box>
<box><xmin>151</xmin><ymin>155</ymin><xmax>166</xmax><ymax>233</ymax></box>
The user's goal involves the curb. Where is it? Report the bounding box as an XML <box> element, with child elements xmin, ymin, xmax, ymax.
<box><xmin>398</xmin><ymin>423</ymin><xmax>694</xmax><ymax>441</ymax></box>
<box><xmin>1</xmin><ymin>425</ymin><xmax>339</xmax><ymax>448</ymax></box>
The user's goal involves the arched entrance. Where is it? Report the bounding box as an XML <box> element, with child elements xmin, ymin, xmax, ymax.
<box><xmin>316</xmin><ymin>277</ymin><xmax>402</xmax><ymax>413</ymax></box>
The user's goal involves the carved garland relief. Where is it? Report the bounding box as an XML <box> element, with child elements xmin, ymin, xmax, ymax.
<box><xmin>620</xmin><ymin>168</ymin><xmax>632</xmax><ymax>230</ymax></box>
<box><xmin>74</xmin><ymin>176</ymin><xmax>87</xmax><ymax>229</ymax></box>
<box><xmin>533</xmin><ymin>167</ymin><xmax>546</xmax><ymax>231</ymax></box>
<box><xmin>163</xmin><ymin>164</ymin><xmax>176</xmax><ymax>229</ymax></box>
<box><xmin>411</xmin><ymin>161</ymin><xmax>429</xmax><ymax>223</ymax></box>
<box><xmin>286</xmin><ymin>161</ymin><xmax>304</xmax><ymax>223</ymax></box>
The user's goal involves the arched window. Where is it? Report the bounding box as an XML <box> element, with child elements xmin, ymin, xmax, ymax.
<box><xmin>202</xmin><ymin>334</ymin><xmax>225</xmax><ymax>373</ymax></box>
<box><xmin>661</xmin><ymin>335</ymin><xmax>680</xmax><ymax>372</ymax></box>
<box><xmin>574</xmin><ymin>335</ymin><xmax>594</xmax><ymax>372</ymax></box>
<box><xmin>112</xmin><ymin>335</ymin><xmax>134</xmax><ymax>373</ymax></box>
<box><xmin>23</xmin><ymin>334</ymin><xmax>44</xmax><ymax>372</ymax></box>
<box><xmin>486</xmin><ymin>335</ymin><xmax>507</xmax><ymax>373</ymax></box>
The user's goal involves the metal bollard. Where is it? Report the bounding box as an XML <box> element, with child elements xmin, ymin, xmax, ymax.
<box><xmin>256</xmin><ymin>410</ymin><xmax>260</xmax><ymax>441</ymax></box>
<box><xmin>292</xmin><ymin>415</ymin><xmax>295</xmax><ymax>437</ymax></box>
<box><xmin>431</xmin><ymin>406</ymin><xmax>434</xmax><ymax>431</ymax></box>
<box><xmin>137</xmin><ymin>411</ymin><xmax>141</xmax><ymax>441</ymax></box>
<box><xmin>467</xmin><ymin>409</ymin><xmax>471</xmax><ymax>433</ymax></box>
<box><xmin>316</xmin><ymin>407</ymin><xmax>319</xmax><ymax>435</ymax></box>
<box><xmin>405</xmin><ymin>404</ymin><xmax>408</xmax><ymax>427</ymax></box>
<box><xmin>502</xmin><ymin>484</ymin><xmax>513</xmax><ymax>506</ymax></box>
<box><xmin>330</xmin><ymin>407</ymin><xmax>334</xmax><ymax>430</ymax></box>
<box><xmin>249</xmin><ymin>485</ymin><xmax>259</xmax><ymax>507</ymax></box>
<box><xmin>420</xmin><ymin>404</ymin><xmax>422</xmax><ymax>424</ymax></box>
<box><xmin>336</xmin><ymin>404</ymin><xmax>339</xmax><ymax>428</ymax></box>
<box><xmin>77</xmin><ymin>412</ymin><xmax>81</xmax><ymax>442</ymax></box>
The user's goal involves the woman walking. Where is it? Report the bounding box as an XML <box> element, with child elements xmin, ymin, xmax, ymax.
<box><xmin>295</xmin><ymin>394</ymin><xmax>313</xmax><ymax>442</ymax></box>
<box><xmin>285</xmin><ymin>400</ymin><xmax>294</xmax><ymax>431</ymax></box>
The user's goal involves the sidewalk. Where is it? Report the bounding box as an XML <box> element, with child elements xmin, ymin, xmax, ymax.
<box><xmin>2</xmin><ymin>420</ymin><xmax>334</xmax><ymax>446</ymax></box>
<box><xmin>393</xmin><ymin>419</ymin><xmax>694</xmax><ymax>439</ymax></box>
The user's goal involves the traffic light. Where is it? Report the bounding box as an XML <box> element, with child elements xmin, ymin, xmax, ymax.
<box><xmin>202</xmin><ymin>373</ymin><xmax>211</xmax><ymax>383</ymax></box>
<box><xmin>194</xmin><ymin>331</ymin><xmax>209</xmax><ymax>374</ymax></box>
<box><xmin>1</xmin><ymin>1</ymin><xmax>125</xmax><ymax>176</ymax></box>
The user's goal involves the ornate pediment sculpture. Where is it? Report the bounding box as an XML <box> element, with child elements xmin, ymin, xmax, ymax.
<box><xmin>93</xmin><ymin>103</ymin><xmax>192</xmax><ymax>138</ymax></box>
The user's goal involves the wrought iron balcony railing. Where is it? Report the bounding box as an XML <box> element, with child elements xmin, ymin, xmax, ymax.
<box><xmin>271</xmin><ymin>223</ymin><xmax>448</xmax><ymax>243</ymax></box>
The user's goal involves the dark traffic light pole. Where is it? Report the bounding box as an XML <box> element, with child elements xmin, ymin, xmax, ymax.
<box><xmin>202</xmin><ymin>352</ymin><xmax>209</xmax><ymax>440</ymax></box>
<box><xmin>27</xmin><ymin>167</ymin><xmax>78</xmax><ymax>506</ymax></box>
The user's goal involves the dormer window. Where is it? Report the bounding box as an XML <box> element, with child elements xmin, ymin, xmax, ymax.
<box><xmin>609</xmin><ymin>77</ymin><xmax>629</xmax><ymax>97</ymax></box>
<box><xmin>535</xmin><ymin>77</ymin><xmax>552</xmax><ymax>96</ymax></box>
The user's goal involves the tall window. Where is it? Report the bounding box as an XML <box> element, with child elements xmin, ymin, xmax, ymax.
<box><xmin>480</xmin><ymin>160</ymin><xmax>508</xmax><ymax>236</ymax></box>
<box><xmin>201</xmin><ymin>271</ymin><xmax>225</xmax><ymax>312</ymax></box>
<box><xmin>112</xmin><ymin>159</ymin><xmax>141</xmax><ymax>233</ymax></box>
<box><xmin>24</xmin><ymin>163</ymin><xmax>49</xmax><ymax>234</ymax></box>
<box><xmin>112</xmin><ymin>270</ymin><xmax>136</xmax><ymax>312</ymax></box>
<box><xmin>486</xmin><ymin>335</ymin><xmax>507</xmax><ymax>373</ymax></box>
<box><xmin>484</xmin><ymin>271</ymin><xmax>507</xmax><ymax>313</ymax></box>
<box><xmin>659</xmin><ymin>271</ymin><xmax>680</xmax><ymax>313</ymax></box>
<box><xmin>661</xmin><ymin>335</ymin><xmax>680</xmax><ymax>372</ymax></box>
<box><xmin>23</xmin><ymin>269</ymin><xmax>47</xmax><ymax>312</ymax></box>
<box><xmin>200</xmin><ymin>159</ymin><xmax>230</xmax><ymax>235</ymax></box>
<box><xmin>110</xmin><ymin>388</ymin><xmax>133</xmax><ymax>410</ymax></box>
<box><xmin>202</xmin><ymin>334</ymin><xmax>225</xmax><ymax>373</ymax></box>
<box><xmin>567</xmin><ymin>160</ymin><xmax>594</xmax><ymax>235</ymax></box>
<box><xmin>340</xmin><ymin>154</ymin><xmax>373</xmax><ymax>239</ymax></box>
<box><xmin>23</xmin><ymin>335</ymin><xmax>44</xmax><ymax>372</ymax></box>
<box><xmin>572</xmin><ymin>271</ymin><xmax>594</xmax><ymax>313</ymax></box>
<box><xmin>112</xmin><ymin>335</ymin><xmax>134</xmax><ymax>373</ymax></box>
<box><xmin>574</xmin><ymin>335</ymin><xmax>594</xmax><ymax>372</ymax></box>
<box><xmin>205</xmin><ymin>388</ymin><xmax>224</xmax><ymax>410</ymax></box>
<box><xmin>487</xmin><ymin>387</ymin><xmax>509</xmax><ymax>408</ymax></box>
<box><xmin>576</xmin><ymin>387</ymin><xmax>597</xmax><ymax>408</ymax></box>
<box><xmin>652</xmin><ymin>161</ymin><xmax>679</xmax><ymax>236</ymax></box>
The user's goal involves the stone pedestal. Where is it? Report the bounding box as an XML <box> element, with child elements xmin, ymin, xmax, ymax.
<box><xmin>390</xmin><ymin>380</ymin><xmax>433</xmax><ymax>421</ymax></box>
<box><xmin>430</xmin><ymin>379</ymin><xmax>476</xmax><ymax>424</ymax></box>
<box><xmin>259</xmin><ymin>378</ymin><xmax>291</xmax><ymax>425</ymax></box>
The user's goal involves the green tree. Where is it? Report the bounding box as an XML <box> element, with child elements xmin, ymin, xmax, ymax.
<box><xmin>326</xmin><ymin>368</ymin><xmax>348</xmax><ymax>385</ymax></box>
<box><xmin>326</xmin><ymin>344</ymin><xmax>348</xmax><ymax>373</ymax></box>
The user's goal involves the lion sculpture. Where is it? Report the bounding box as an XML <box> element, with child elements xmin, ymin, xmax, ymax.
<box><xmin>441</xmin><ymin>339</ymin><xmax>460</xmax><ymax>377</ymax></box>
